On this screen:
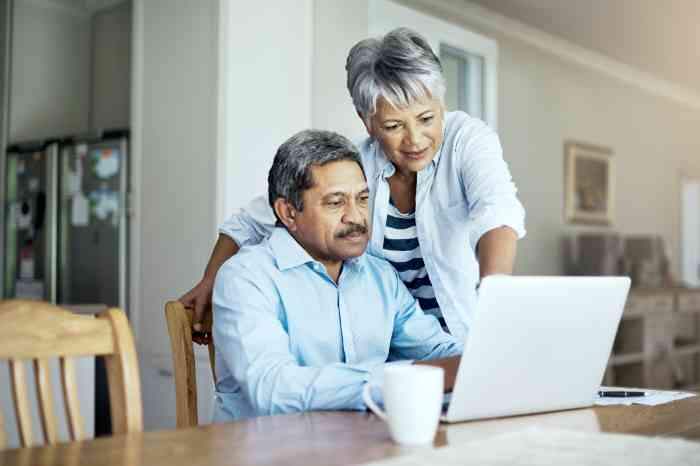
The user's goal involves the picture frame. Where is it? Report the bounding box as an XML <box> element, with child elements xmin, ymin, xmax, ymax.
<box><xmin>564</xmin><ymin>141</ymin><xmax>614</xmax><ymax>225</ymax></box>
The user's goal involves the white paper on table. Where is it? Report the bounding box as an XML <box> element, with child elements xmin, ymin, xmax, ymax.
<box><xmin>361</xmin><ymin>427</ymin><xmax>700</xmax><ymax>466</ymax></box>
<box><xmin>595</xmin><ymin>386</ymin><xmax>696</xmax><ymax>407</ymax></box>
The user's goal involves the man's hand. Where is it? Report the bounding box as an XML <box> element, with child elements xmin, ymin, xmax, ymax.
<box><xmin>179</xmin><ymin>276</ymin><xmax>214</xmax><ymax>345</ymax></box>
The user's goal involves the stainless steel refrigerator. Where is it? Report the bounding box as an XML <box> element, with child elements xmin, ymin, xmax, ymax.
<box><xmin>3</xmin><ymin>130</ymin><xmax>129</xmax><ymax>437</ymax></box>
<box><xmin>3</xmin><ymin>130</ymin><xmax>129</xmax><ymax>308</ymax></box>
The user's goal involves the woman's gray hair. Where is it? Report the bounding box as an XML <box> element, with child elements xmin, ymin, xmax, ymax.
<box><xmin>346</xmin><ymin>27</ymin><xmax>446</xmax><ymax>120</ymax></box>
<box><xmin>268</xmin><ymin>129</ymin><xmax>364</xmax><ymax>218</ymax></box>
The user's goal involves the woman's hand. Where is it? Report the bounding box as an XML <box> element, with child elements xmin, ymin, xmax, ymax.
<box><xmin>179</xmin><ymin>276</ymin><xmax>215</xmax><ymax>345</ymax></box>
<box><xmin>179</xmin><ymin>234</ymin><xmax>240</xmax><ymax>345</ymax></box>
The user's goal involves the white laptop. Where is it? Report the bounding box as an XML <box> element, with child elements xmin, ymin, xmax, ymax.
<box><xmin>441</xmin><ymin>275</ymin><xmax>631</xmax><ymax>423</ymax></box>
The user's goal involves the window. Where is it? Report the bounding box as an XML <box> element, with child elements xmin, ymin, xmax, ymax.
<box><xmin>370</xmin><ymin>0</ymin><xmax>498</xmax><ymax>128</ymax></box>
<box><xmin>440</xmin><ymin>44</ymin><xmax>485</xmax><ymax>119</ymax></box>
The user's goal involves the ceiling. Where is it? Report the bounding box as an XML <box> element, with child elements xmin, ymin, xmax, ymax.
<box><xmin>467</xmin><ymin>0</ymin><xmax>700</xmax><ymax>94</ymax></box>
<box><xmin>47</xmin><ymin>0</ymin><xmax>127</xmax><ymax>15</ymax></box>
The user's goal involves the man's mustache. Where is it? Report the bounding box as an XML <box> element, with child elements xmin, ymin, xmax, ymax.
<box><xmin>336</xmin><ymin>222</ymin><xmax>369</xmax><ymax>238</ymax></box>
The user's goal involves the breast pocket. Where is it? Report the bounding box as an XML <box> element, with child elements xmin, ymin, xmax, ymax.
<box><xmin>433</xmin><ymin>201</ymin><xmax>474</xmax><ymax>273</ymax></box>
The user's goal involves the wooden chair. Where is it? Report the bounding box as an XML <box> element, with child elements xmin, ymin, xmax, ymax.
<box><xmin>0</xmin><ymin>300</ymin><xmax>142</xmax><ymax>448</ymax></box>
<box><xmin>164</xmin><ymin>301</ymin><xmax>216</xmax><ymax>428</ymax></box>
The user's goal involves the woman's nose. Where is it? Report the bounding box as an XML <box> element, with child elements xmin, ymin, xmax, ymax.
<box><xmin>404</xmin><ymin>125</ymin><xmax>422</xmax><ymax>147</ymax></box>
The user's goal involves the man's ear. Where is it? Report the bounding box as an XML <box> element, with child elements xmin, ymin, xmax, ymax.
<box><xmin>273</xmin><ymin>198</ymin><xmax>299</xmax><ymax>231</ymax></box>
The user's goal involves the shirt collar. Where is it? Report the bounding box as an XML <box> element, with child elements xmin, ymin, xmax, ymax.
<box><xmin>268</xmin><ymin>227</ymin><xmax>366</xmax><ymax>273</ymax></box>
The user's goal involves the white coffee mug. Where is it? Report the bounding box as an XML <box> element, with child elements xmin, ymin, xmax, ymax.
<box><xmin>362</xmin><ymin>364</ymin><xmax>444</xmax><ymax>445</ymax></box>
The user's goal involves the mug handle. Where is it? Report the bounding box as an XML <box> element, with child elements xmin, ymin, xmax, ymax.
<box><xmin>362</xmin><ymin>383</ymin><xmax>387</xmax><ymax>421</ymax></box>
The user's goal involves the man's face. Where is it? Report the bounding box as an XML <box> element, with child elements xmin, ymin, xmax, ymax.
<box><xmin>288</xmin><ymin>160</ymin><xmax>370</xmax><ymax>264</ymax></box>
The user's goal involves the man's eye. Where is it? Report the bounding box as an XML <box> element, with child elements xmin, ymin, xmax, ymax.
<box><xmin>383</xmin><ymin>124</ymin><xmax>400</xmax><ymax>131</ymax></box>
<box><xmin>327</xmin><ymin>201</ymin><xmax>343</xmax><ymax>207</ymax></box>
<box><xmin>358</xmin><ymin>195</ymin><xmax>369</xmax><ymax>204</ymax></box>
<box><xmin>421</xmin><ymin>115</ymin><xmax>434</xmax><ymax>124</ymax></box>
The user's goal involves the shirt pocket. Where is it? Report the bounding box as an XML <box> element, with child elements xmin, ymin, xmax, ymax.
<box><xmin>432</xmin><ymin>201</ymin><xmax>473</xmax><ymax>272</ymax></box>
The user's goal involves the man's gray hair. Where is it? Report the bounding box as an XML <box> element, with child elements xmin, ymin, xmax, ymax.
<box><xmin>268</xmin><ymin>129</ymin><xmax>363</xmax><ymax>218</ymax></box>
<box><xmin>346</xmin><ymin>27</ymin><xmax>446</xmax><ymax>120</ymax></box>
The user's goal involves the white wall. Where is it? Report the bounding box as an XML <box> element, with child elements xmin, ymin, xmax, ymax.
<box><xmin>218</xmin><ymin>0</ymin><xmax>314</xmax><ymax>223</ymax></box>
<box><xmin>133</xmin><ymin>0</ymin><xmax>219</xmax><ymax>358</ymax></box>
<box><xmin>91</xmin><ymin>1</ymin><xmax>131</xmax><ymax>131</ymax></box>
<box><xmin>399</xmin><ymin>0</ymin><xmax>700</xmax><ymax>277</ymax></box>
<box><xmin>311</xmin><ymin>0</ymin><xmax>368</xmax><ymax>137</ymax></box>
<box><xmin>10</xmin><ymin>0</ymin><xmax>91</xmax><ymax>141</ymax></box>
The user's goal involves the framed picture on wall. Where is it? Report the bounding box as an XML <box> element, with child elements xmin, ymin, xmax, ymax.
<box><xmin>564</xmin><ymin>141</ymin><xmax>614</xmax><ymax>225</ymax></box>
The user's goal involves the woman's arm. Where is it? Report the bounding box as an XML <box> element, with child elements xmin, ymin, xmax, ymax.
<box><xmin>180</xmin><ymin>194</ymin><xmax>276</xmax><ymax>341</ymax></box>
<box><xmin>476</xmin><ymin>226</ymin><xmax>518</xmax><ymax>278</ymax></box>
<box><xmin>179</xmin><ymin>234</ymin><xmax>239</xmax><ymax>337</ymax></box>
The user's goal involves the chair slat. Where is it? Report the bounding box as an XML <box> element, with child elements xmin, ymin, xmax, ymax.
<box><xmin>60</xmin><ymin>357</ymin><xmax>84</xmax><ymax>441</ymax></box>
<box><xmin>165</xmin><ymin>302</ymin><xmax>198</xmax><ymax>427</ymax></box>
<box><xmin>164</xmin><ymin>301</ymin><xmax>217</xmax><ymax>428</ymax></box>
<box><xmin>100</xmin><ymin>308</ymin><xmax>143</xmax><ymax>435</ymax></box>
<box><xmin>33</xmin><ymin>359</ymin><xmax>59</xmax><ymax>445</ymax></box>
<box><xmin>207</xmin><ymin>341</ymin><xmax>217</xmax><ymax>384</ymax></box>
<box><xmin>9</xmin><ymin>361</ymin><xmax>34</xmax><ymax>447</ymax></box>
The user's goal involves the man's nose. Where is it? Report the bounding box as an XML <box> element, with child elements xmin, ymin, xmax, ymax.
<box><xmin>343</xmin><ymin>200</ymin><xmax>366</xmax><ymax>224</ymax></box>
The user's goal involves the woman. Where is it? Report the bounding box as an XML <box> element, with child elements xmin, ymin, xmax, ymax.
<box><xmin>181</xmin><ymin>27</ymin><xmax>525</xmax><ymax>340</ymax></box>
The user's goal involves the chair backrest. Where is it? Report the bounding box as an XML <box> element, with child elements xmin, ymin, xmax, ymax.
<box><xmin>164</xmin><ymin>301</ymin><xmax>216</xmax><ymax>428</ymax></box>
<box><xmin>0</xmin><ymin>300</ymin><xmax>142</xmax><ymax>448</ymax></box>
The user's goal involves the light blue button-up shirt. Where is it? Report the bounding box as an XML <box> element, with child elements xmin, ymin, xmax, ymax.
<box><xmin>219</xmin><ymin>111</ymin><xmax>526</xmax><ymax>341</ymax></box>
<box><xmin>212</xmin><ymin>227</ymin><xmax>463</xmax><ymax>421</ymax></box>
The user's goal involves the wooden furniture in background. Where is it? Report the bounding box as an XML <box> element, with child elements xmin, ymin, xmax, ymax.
<box><xmin>0</xmin><ymin>300</ymin><xmax>143</xmax><ymax>448</ymax></box>
<box><xmin>605</xmin><ymin>288</ymin><xmax>700</xmax><ymax>389</ymax></box>
<box><xmin>164</xmin><ymin>300</ymin><xmax>216</xmax><ymax>428</ymax></box>
<box><xmin>1</xmin><ymin>396</ymin><xmax>699</xmax><ymax>465</ymax></box>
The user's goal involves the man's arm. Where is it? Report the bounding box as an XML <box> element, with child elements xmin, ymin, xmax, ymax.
<box><xmin>476</xmin><ymin>226</ymin><xmax>518</xmax><ymax>278</ymax></box>
<box><xmin>214</xmin><ymin>262</ymin><xmax>386</xmax><ymax>416</ymax></box>
<box><xmin>388</xmin><ymin>267</ymin><xmax>463</xmax><ymax>355</ymax></box>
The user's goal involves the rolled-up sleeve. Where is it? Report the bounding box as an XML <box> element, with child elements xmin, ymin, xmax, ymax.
<box><xmin>457</xmin><ymin>125</ymin><xmax>526</xmax><ymax>252</ymax></box>
<box><xmin>218</xmin><ymin>195</ymin><xmax>277</xmax><ymax>247</ymax></box>
<box><xmin>213</xmin><ymin>262</ymin><xmax>387</xmax><ymax>416</ymax></box>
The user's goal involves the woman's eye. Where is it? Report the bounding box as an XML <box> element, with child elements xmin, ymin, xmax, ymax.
<box><xmin>421</xmin><ymin>115</ymin><xmax>434</xmax><ymax>124</ymax></box>
<box><xmin>383</xmin><ymin>124</ymin><xmax>400</xmax><ymax>131</ymax></box>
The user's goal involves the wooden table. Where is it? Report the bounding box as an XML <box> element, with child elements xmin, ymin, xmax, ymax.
<box><xmin>3</xmin><ymin>396</ymin><xmax>700</xmax><ymax>466</ymax></box>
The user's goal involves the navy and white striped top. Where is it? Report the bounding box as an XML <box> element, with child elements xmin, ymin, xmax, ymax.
<box><xmin>382</xmin><ymin>200</ymin><xmax>447</xmax><ymax>331</ymax></box>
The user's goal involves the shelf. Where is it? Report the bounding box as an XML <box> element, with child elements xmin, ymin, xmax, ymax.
<box><xmin>609</xmin><ymin>353</ymin><xmax>645</xmax><ymax>365</ymax></box>
<box><xmin>674</xmin><ymin>344</ymin><xmax>700</xmax><ymax>357</ymax></box>
<box><xmin>611</xmin><ymin>289</ymin><xmax>700</xmax><ymax>389</ymax></box>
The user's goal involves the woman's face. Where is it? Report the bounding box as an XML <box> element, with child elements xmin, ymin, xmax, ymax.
<box><xmin>364</xmin><ymin>96</ymin><xmax>444</xmax><ymax>176</ymax></box>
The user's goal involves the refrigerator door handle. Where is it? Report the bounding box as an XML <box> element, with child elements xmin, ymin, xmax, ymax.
<box><xmin>45</xmin><ymin>143</ymin><xmax>59</xmax><ymax>303</ymax></box>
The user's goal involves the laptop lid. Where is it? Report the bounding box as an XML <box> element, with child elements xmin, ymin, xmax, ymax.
<box><xmin>443</xmin><ymin>276</ymin><xmax>630</xmax><ymax>423</ymax></box>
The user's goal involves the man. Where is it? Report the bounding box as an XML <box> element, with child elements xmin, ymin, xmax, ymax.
<box><xmin>213</xmin><ymin>129</ymin><xmax>462</xmax><ymax>421</ymax></box>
